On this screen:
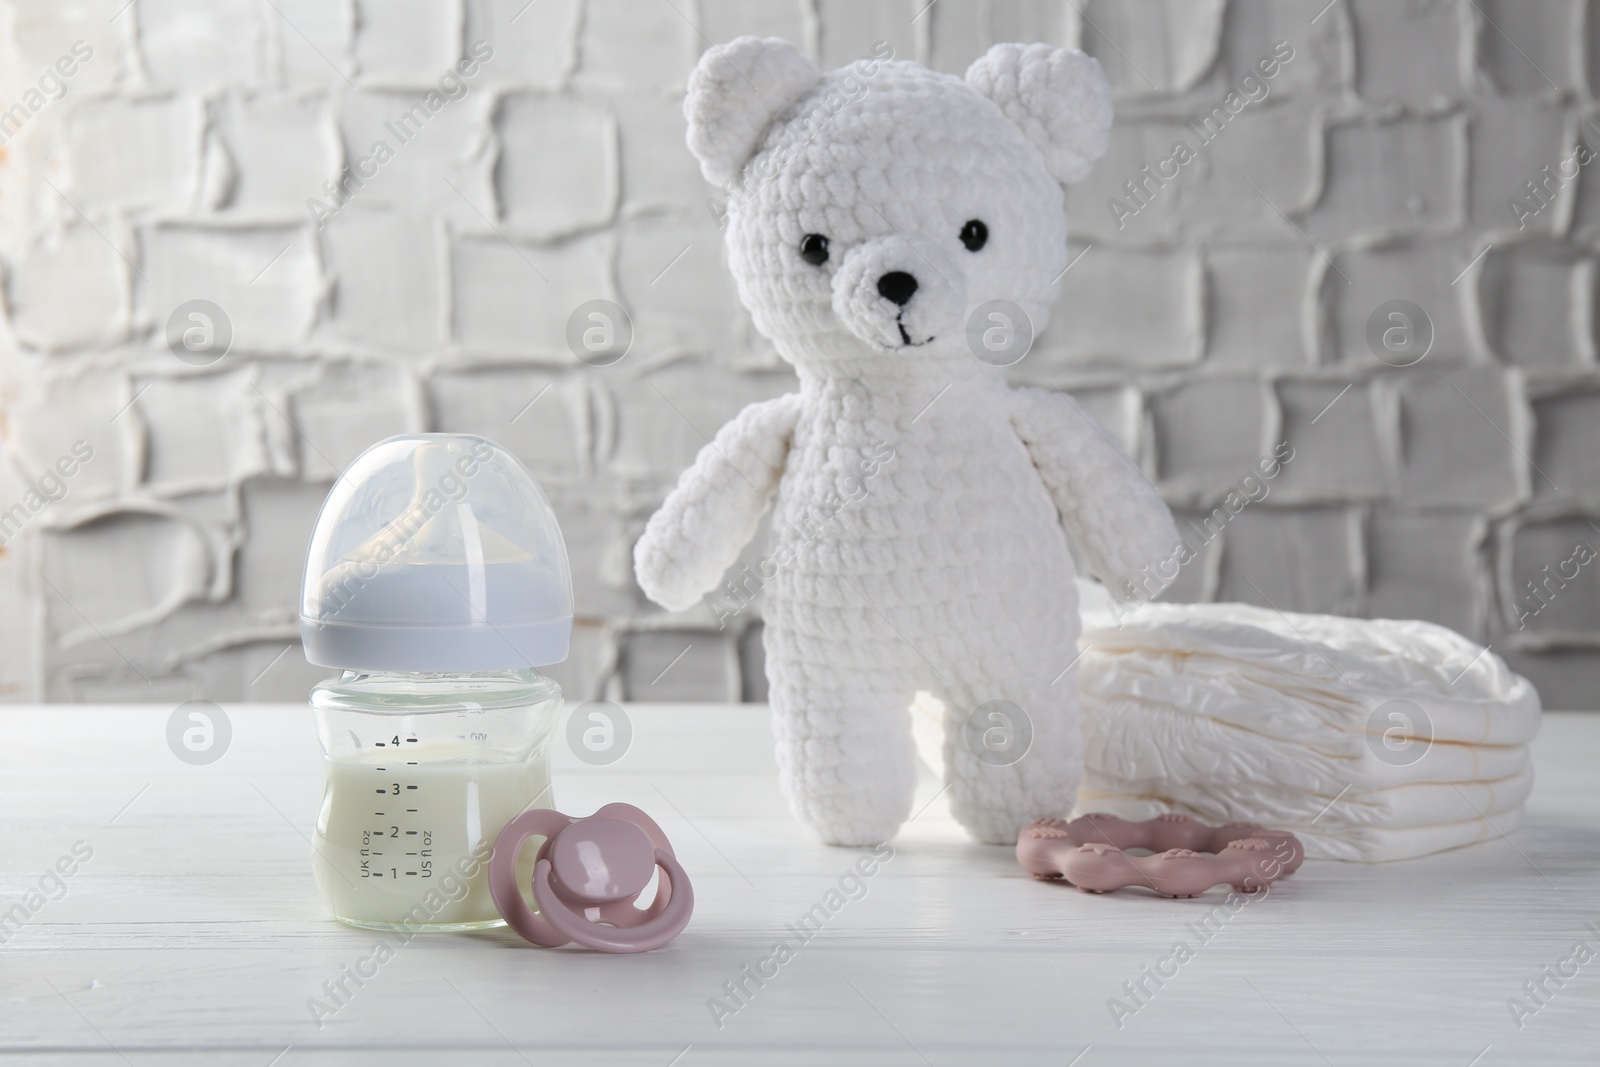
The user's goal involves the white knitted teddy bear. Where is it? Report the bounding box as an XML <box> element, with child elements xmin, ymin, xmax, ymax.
<box><xmin>634</xmin><ymin>37</ymin><xmax>1180</xmax><ymax>846</ymax></box>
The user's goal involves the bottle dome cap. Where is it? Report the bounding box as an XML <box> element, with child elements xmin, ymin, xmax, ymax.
<box><xmin>300</xmin><ymin>434</ymin><xmax>573</xmax><ymax>672</ymax></box>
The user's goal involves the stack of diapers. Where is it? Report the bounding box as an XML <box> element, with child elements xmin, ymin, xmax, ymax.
<box><xmin>1074</xmin><ymin>594</ymin><xmax>1542</xmax><ymax>862</ymax></box>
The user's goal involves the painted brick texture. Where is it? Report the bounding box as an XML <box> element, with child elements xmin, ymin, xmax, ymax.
<box><xmin>0</xmin><ymin>0</ymin><xmax>1595</xmax><ymax>707</ymax></box>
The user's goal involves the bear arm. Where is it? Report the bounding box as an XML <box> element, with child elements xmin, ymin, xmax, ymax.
<box><xmin>1007</xmin><ymin>386</ymin><xmax>1182</xmax><ymax>598</ymax></box>
<box><xmin>633</xmin><ymin>393</ymin><xmax>803</xmax><ymax>612</ymax></box>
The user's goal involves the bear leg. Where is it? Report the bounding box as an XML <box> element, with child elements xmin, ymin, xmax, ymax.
<box><xmin>768</xmin><ymin>674</ymin><xmax>917</xmax><ymax>846</ymax></box>
<box><xmin>938</xmin><ymin>673</ymin><xmax>1082</xmax><ymax>845</ymax></box>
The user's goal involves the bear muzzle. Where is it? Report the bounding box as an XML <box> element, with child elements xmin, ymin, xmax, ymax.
<box><xmin>830</xmin><ymin>236</ymin><xmax>965</xmax><ymax>350</ymax></box>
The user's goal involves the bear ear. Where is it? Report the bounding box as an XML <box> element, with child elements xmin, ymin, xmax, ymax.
<box><xmin>965</xmin><ymin>43</ymin><xmax>1112</xmax><ymax>184</ymax></box>
<box><xmin>684</xmin><ymin>36</ymin><xmax>822</xmax><ymax>187</ymax></box>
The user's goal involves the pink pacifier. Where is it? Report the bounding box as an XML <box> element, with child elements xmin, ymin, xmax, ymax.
<box><xmin>488</xmin><ymin>802</ymin><xmax>693</xmax><ymax>953</ymax></box>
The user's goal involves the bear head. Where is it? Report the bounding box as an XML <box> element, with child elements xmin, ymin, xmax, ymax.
<box><xmin>685</xmin><ymin>37</ymin><xmax>1112</xmax><ymax>377</ymax></box>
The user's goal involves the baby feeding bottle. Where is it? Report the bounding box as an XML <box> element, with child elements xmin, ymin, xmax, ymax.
<box><xmin>299</xmin><ymin>434</ymin><xmax>572</xmax><ymax>931</ymax></box>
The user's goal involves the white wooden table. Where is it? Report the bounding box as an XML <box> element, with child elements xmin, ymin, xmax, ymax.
<box><xmin>2</xmin><ymin>703</ymin><xmax>1596</xmax><ymax>1065</ymax></box>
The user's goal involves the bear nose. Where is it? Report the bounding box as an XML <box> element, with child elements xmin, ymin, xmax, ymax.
<box><xmin>877</xmin><ymin>271</ymin><xmax>919</xmax><ymax>307</ymax></box>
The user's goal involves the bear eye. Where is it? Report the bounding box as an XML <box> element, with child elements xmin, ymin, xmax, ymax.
<box><xmin>960</xmin><ymin>219</ymin><xmax>988</xmax><ymax>252</ymax></box>
<box><xmin>799</xmin><ymin>233</ymin><xmax>830</xmax><ymax>266</ymax></box>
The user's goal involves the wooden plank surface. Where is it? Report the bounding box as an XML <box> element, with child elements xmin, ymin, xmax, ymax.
<box><xmin>1</xmin><ymin>704</ymin><xmax>1596</xmax><ymax>1065</ymax></box>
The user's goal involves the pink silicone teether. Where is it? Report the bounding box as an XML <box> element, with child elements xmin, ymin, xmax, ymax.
<box><xmin>1016</xmin><ymin>812</ymin><xmax>1304</xmax><ymax>898</ymax></box>
<box><xmin>489</xmin><ymin>802</ymin><xmax>693</xmax><ymax>952</ymax></box>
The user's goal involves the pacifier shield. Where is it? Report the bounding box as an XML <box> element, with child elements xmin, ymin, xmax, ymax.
<box><xmin>548</xmin><ymin>817</ymin><xmax>656</xmax><ymax>904</ymax></box>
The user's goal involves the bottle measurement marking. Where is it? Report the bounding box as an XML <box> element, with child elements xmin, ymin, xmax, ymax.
<box><xmin>358</xmin><ymin>737</ymin><xmax>432</xmax><ymax>882</ymax></box>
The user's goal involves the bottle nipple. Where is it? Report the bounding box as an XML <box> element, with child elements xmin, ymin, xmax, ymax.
<box><xmin>343</xmin><ymin>443</ymin><xmax>533</xmax><ymax>569</ymax></box>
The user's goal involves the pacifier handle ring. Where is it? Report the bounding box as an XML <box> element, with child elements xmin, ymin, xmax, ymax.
<box><xmin>488</xmin><ymin>809</ymin><xmax>576</xmax><ymax>948</ymax></box>
<box><xmin>533</xmin><ymin>848</ymin><xmax>694</xmax><ymax>953</ymax></box>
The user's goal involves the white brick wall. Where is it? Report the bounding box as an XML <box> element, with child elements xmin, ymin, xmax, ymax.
<box><xmin>1</xmin><ymin>0</ymin><xmax>1598</xmax><ymax>706</ymax></box>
